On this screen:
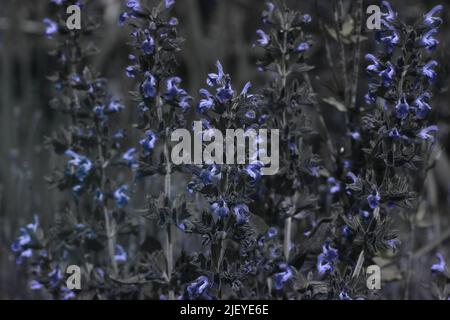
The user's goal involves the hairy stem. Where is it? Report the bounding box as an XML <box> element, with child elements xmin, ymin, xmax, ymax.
<box><xmin>278</xmin><ymin>9</ymin><xmax>293</xmax><ymax>262</ymax></box>
<box><xmin>404</xmin><ymin>216</ymin><xmax>416</xmax><ymax>300</ymax></box>
<box><xmin>334</xmin><ymin>0</ymin><xmax>349</xmax><ymax>105</ymax></box>
<box><xmin>350</xmin><ymin>0</ymin><xmax>363</xmax><ymax>110</ymax></box>
<box><xmin>284</xmin><ymin>217</ymin><xmax>292</xmax><ymax>261</ymax></box>
<box><xmin>164</xmin><ymin>126</ymin><xmax>174</xmax><ymax>300</ymax></box>
<box><xmin>96</xmin><ymin>124</ymin><xmax>118</xmax><ymax>276</ymax></box>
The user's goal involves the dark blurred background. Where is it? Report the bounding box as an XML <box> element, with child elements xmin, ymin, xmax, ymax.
<box><xmin>1</xmin><ymin>0</ymin><xmax>449</xmax><ymax>299</ymax></box>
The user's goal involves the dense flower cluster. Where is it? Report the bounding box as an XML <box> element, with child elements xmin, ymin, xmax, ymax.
<box><xmin>10</xmin><ymin>0</ymin><xmax>447</xmax><ymax>300</ymax></box>
<box><xmin>11</xmin><ymin>0</ymin><xmax>136</xmax><ymax>299</ymax></box>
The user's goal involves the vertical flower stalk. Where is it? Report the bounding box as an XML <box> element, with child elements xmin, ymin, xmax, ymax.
<box><xmin>338</xmin><ymin>2</ymin><xmax>443</xmax><ymax>297</ymax></box>
<box><xmin>254</xmin><ymin>1</ymin><xmax>319</xmax><ymax>262</ymax></box>
<box><xmin>45</xmin><ymin>0</ymin><xmax>133</xmax><ymax>278</ymax></box>
<box><xmin>185</xmin><ymin>59</ymin><xmax>266</xmax><ymax>299</ymax></box>
<box><xmin>11</xmin><ymin>0</ymin><xmax>135</xmax><ymax>299</ymax></box>
<box><xmin>121</xmin><ymin>0</ymin><xmax>190</xmax><ymax>300</ymax></box>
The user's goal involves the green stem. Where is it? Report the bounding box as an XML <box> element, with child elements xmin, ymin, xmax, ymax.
<box><xmin>164</xmin><ymin>125</ymin><xmax>174</xmax><ymax>300</ymax></box>
<box><xmin>96</xmin><ymin>123</ymin><xmax>118</xmax><ymax>276</ymax></box>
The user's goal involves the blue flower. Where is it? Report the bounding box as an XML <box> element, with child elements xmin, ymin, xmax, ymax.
<box><xmin>21</xmin><ymin>248</ymin><xmax>33</xmax><ymax>258</ymax></box>
<box><xmin>11</xmin><ymin>228</ymin><xmax>31</xmax><ymax>253</ymax></box>
<box><xmin>421</xmin><ymin>60</ymin><xmax>438</xmax><ymax>83</ymax></box>
<box><xmin>44</xmin><ymin>18</ymin><xmax>58</xmax><ymax>38</ymax></box>
<box><xmin>380</xmin><ymin>62</ymin><xmax>395</xmax><ymax>87</ymax></box>
<box><xmin>179</xmin><ymin>95</ymin><xmax>191</xmax><ymax>110</ymax></box>
<box><xmin>378</xmin><ymin>20</ymin><xmax>400</xmax><ymax>50</ymax></box>
<box><xmin>395</xmin><ymin>97</ymin><xmax>410</xmax><ymax>120</ymax></box>
<box><xmin>343</xmin><ymin>160</ymin><xmax>351</xmax><ymax>169</ymax></box>
<box><xmin>169</xmin><ymin>17</ymin><xmax>178</xmax><ymax>26</ymax></box>
<box><xmin>245</xmin><ymin>110</ymin><xmax>256</xmax><ymax>120</ymax></box>
<box><xmin>262</xmin><ymin>2</ymin><xmax>275</xmax><ymax>24</ymax></box>
<box><xmin>65</xmin><ymin>150</ymin><xmax>93</xmax><ymax>182</ymax></box>
<box><xmin>187</xmin><ymin>276</ymin><xmax>209</xmax><ymax>299</ymax></box>
<box><xmin>419</xmin><ymin>28</ymin><xmax>439</xmax><ymax>52</ymax></box>
<box><xmin>142</xmin><ymin>72</ymin><xmax>157</xmax><ymax>98</ymax></box>
<box><xmin>244</xmin><ymin>161</ymin><xmax>263</xmax><ymax>181</ymax></box>
<box><xmin>207</xmin><ymin>61</ymin><xmax>225</xmax><ymax>87</ymax></box>
<box><xmin>113</xmin><ymin>129</ymin><xmax>125</xmax><ymax>139</ymax></box>
<box><xmin>125</xmin><ymin>66</ymin><xmax>136</xmax><ymax>78</ymax></box>
<box><xmin>346</xmin><ymin>172</ymin><xmax>358</xmax><ymax>185</ymax></box>
<box><xmin>348</xmin><ymin>131</ymin><xmax>361</xmax><ymax>140</ymax></box>
<box><xmin>327</xmin><ymin>177</ymin><xmax>341</xmax><ymax>194</ymax></box>
<box><xmin>165</xmin><ymin>77</ymin><xmax>184</xmax><ymax>98</ymax></box>
<box><xmin>211</xmin><ymin>199</ymin><xmax>229</xmax><ymax>218</ymax></box>
<box><xmin>177</xmin><ymin>219</ymin><xmax>192</xmax><ymax>232</ymax></box>
<box><xmin>48</xmin><ymin>267</ymin><xmax>63</xmax><ymax>288</ymax></box>
<box><xmin>296</xmin><ymin>42</ymin><xmax>310</xmax><ymax>52</ymax></box>
<box><xmin>255</xmin><ymin>29</ymin><xmax>270</xmax><ymax>46</ymax></box>
<box><xmin>365</xmin><ymin>92</ymin><xmax>376</xmax><ymax>105</ymax></box>
<box><xmin>431</xmin><ymin>253</ymin><xmax>446</xmax><ymax>273</ymax></box>
<box><xmin>240</xmin><ymin>82</ymin><xmax>252</xmax><ymax>96</ymax></box>
<box><xmin>317</xmin><ymin>242</ymin><xmax>338</xmax><ymax>274</ymax></box>
<box><xmin>165</xmin><ymin>0</ymin><xmax>176</xmax><ymax>9</ymax></box>
<box><xmin>126</xmin><ymin>0</ymin><xmax>141</xmax><ymax>11</ymax></box>
<box><xmin>61</xmin><ymin>287</ymin><xmax>76</xmax><ymax>300</ymax></box>
<box><xmin>342</xmin><ymin>225</ymin><xmax>352</xmax><ymax>239</ymax></box>
<box><xmin>142</xmin><ymin>35</ymin><xmax>155</xmax><ymax>55</ymax></box>
<box><xmin>198</xmin><ymin>89</ymin><xmax>214</xmax><ymax>112</ymax></box>
<box><xmin>93</xmin><ymin>104</ymin><xmax>105</xmax><ymax>118</ymax></box>
<box><xmin>30</xmin><ymin>280</ymin><xmax>43</xmax><ymax>290</ymax></box>
<box><xmin>118</xmin><ymin>12</ymin><xmax>129</xmax><ymax>27</ymax></box>
<box><xmin>302</xmin><ymin>14</ymin><xmax>312</xmax><ymax>23</ymax></box>
<box><xmin>388</xmin><ymin>127</ymin><xmax>401</xmax><ymax>138</ymax></box>
<box><xmin>27</xmin><ymin>215</ymin><xmax>39</xmax><ymax>233</ymax></box>
<box><xmin>216</xmin><ymin>82</ymin><xmax>234</xmax><ymax>104</ymax></box>
<box><xmin>365</xmin><ymin>54</ymin><xmax>381</xmax><ymax>73</ymax></box>
<box><xmin>423</xmin><ymin>5</ymin><xmax>443</xmax><ymax>26</ymax></box>
<box><xmin>267</xmin><ymin>227</ymin><xmax>278</xmax><ymax>238</ymax></box>
<box><xmin>123</xmin><ymin>148</ymin><xmax>138</xmax><ymax>169</ymax></box>
<box><xmin>395</xmin><ymin>98</ymin><xmax>409</xmax><ymax>120</ymax></box>
<box><xmin>203</xmin><ymin>165</ymin><xmax>221</xmax><ymax>183</ymax></box>
<box><xmin>259</xmin><ymin>114</ymin><xmax>268</xmax><ymax>124</ymax></box>
<box><xmin>274</xmin><ymin>264</ymin><xmax>293</xmax><ymax>290</ymax></box>
<box><xmin>360</xmin><ymin>210</ymin><xmax>371</xmax><ymax>218</ymax></box>
<box><xmin>70</xmin><ymin>74</ymin><xmax>81</xmax><ymax>85</ymax></box>
<box><xmin>114</xmin><ymin>244</ymin><xmax>128</xmax><ymax>262</ymax></box>
<box><xmin>114</xmin><ymin>185</ymin><xmax>130</xmax><ymax>208</ymax></box>
<box><xmin>108</xmin><ymin>98</ymin><xmax>125</xmax><ymax>113</ymax></box>
<box><xmin>140</xmin><ymin>130</ymin><xmax>157</xmax><ymax>156</ymax></box>
<box><xmin>367</xmin><ymin>189</ymin><xmax>381</xmax><ymax>209</ymax></box>
<box><xmin>339</xmin><ymin>291</ymin><xmax>353</xmax><ymax>300</ymax></box>
<box><xmin>233</xmin><ymin>204</ymin><xmax>250</xmax><ymax>225</ymax></box>
<box><xmin>164</xmin><ymin>77</ymin><xmax>191</xmax><ymax>109</ymax></box>
<box><xmin>414</xmin><ymin>92</ymin><xmax>432</xmax><ymax>119</ymax></box>
<box><xmin>417</xmin><ymin>125</ymin><xmax>438</xmax><ymax>141</ymax></box>
<box><xmin>381</xmin><ymin>1</ymin><xmax>397</xmax><ymax>22</ymax></box>
<box><xmin>73</xmin><ymin>184</ymin><xmax>83</xmax><ymax>194</ymax></box>
<box><xmin>386</xmin><ymin>238</ymin><xmax>400</xmax><ymax>250</ymax></box>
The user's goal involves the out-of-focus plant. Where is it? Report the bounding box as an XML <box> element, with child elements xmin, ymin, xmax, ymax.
<box><xmin>11</xmin><ymin>0</ymin><xmax>135</xmax><ymax>299</ymax></box>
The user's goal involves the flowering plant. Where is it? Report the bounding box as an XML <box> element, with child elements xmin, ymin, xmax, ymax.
<box><xmin>8</xmin><ymin>0</ymin><xmax>448</xmax><ymax>301</ymax></box>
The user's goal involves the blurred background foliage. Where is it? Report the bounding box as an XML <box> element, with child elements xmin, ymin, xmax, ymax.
<box><xmin>1</xmin><ymin>0</ymin><xmax>449</xmax><ymax>299</ymax></box>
